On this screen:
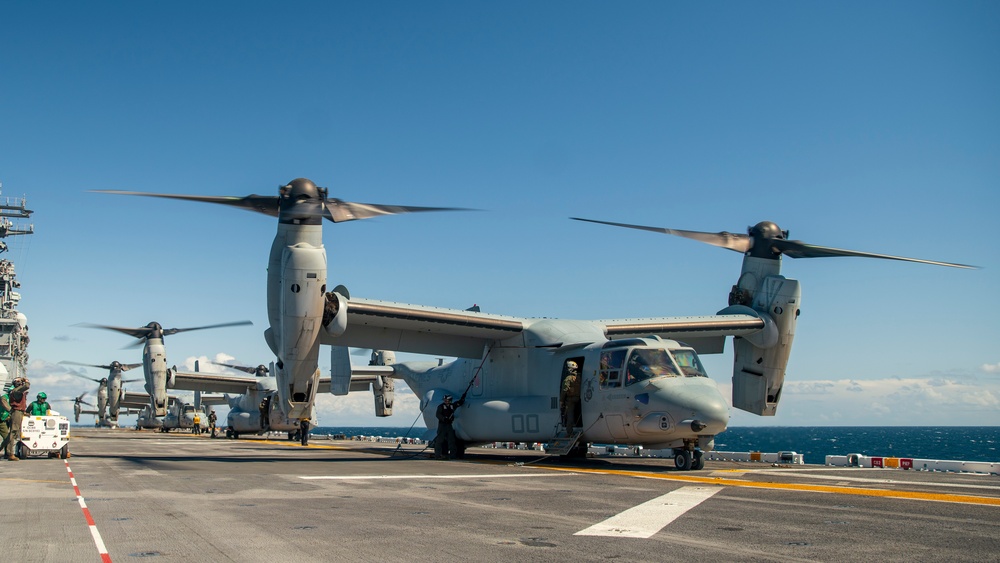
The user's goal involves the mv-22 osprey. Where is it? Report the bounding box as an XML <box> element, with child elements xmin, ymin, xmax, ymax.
<box><xmin>100</xmin><ymin>179</ymin><xmax>973</xmax><ymax>470</ymax></box>
<box><xmin>167</xmin><ymin>352</ymin><xmax>395</xmax><ymax>441</ymax></box>
<box><xmin>60</xmin><ymin>360</ymin><xmax>141</xmax><ymax>427</ymax></box>
<box><xmin>75</xmin><ymin>321</ymin><xmax>253</xmax><ymax>417</ymax></box>
<box><xmin>97</xmin><ymin>180</ymin><xmax>462</xmax><ymax>427</ymax></box>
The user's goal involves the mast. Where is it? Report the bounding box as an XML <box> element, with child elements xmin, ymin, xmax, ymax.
<box><xmin>0</xmin><ymin>181</ymin><xmax>33</xmax><ymax>390</ymax></box>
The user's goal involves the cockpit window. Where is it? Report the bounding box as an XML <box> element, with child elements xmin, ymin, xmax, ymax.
<box><xmin>599</xmin><ymin>349</ymin><xmax>627</xmax><ymax>389</ymax></box>
<box><xmin>672</xmin><ymin>349</ymin><xmax>708</xmax><ymax>377</ymax></box>
<box><xmin>625</xmin><ymin>348</ymin><xmax>680</xmax><ymax>385</ymax></box>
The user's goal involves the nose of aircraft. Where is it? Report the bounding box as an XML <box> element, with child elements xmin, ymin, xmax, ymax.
<box><xmin>652</xmin><ymin>380</ymin><xmax>730</xmax><ymax>435</ymax></box>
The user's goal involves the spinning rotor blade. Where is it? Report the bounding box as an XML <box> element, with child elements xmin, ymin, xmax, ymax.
<box><xmin>74</xmin><ymin>323</ymin><xmax>154</xmax><ymax>340</ymax></box>
<box><xmin>571</xmin><ymin>217</ymin><xmax>751</xmax><ymax>253</ymax></box>
<box><xmin>66</xmin><ymin>371</ymin><xmax>104</xmax><ymax>384</ymax></box>
<box><xmin>59</xmin><ymin>360</ymin><xmax>144</xmax><ymax>371</ymax></box>
<box><xmin>60</xmin><ymin>360</ymin><xmax>110</xmax><ymax>370</ymax></box>
<box><xmin>211</xmin><ymin>361</ymin><xmax>259</xmax><ymax>375</ymax></box>
<box><xmin>323</xmin><ymin>199</ymin><xmax>471</xmax><ymax>223</ymax></box>
<box><xmin>573</xmin><ymin>217</ymin><xmax>977</xmax><ymax>269</ymax></box>
<box><xmin>212</xmin><ymin>361</ymin><xmax>270</xmax><ymax>376</ymax></box>
<box><xmin>77</xmin><ymin>321</ymin><xmax>252</xmax><ymax>347</ymax></box>
<box><xmin>95</xmin><ymin>184</ymin><xmax>471</xmax><ymax>224</ymax></box>
<box><xmin>92</xmin><ymin>191</ymin><xmax>280</xmax><ymax>218</ymax></box>
<box><xmin>768</xmin><ymin>239</ymin><xmax>977</xmax><ymax>268</ymax></box>
<box><xmin>162</xmin><ymin>320</ymin><xmax>254</xmax><ymax>336</ymax></box>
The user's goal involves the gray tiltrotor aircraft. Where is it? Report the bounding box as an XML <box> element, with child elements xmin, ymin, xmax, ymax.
<box><xmin>53</xmin><ymin>391</ymin><xmax>95</xmax><ymax>423</ymax></box>
<box><xmin>168</xmin><ymin>352</ymin><xmax>394</xmax><ymax>441</ymax></box>
<box><xmin>321</xmin><ymin>219</ymin><xmax>972</xmax><ymax>468</ymax></box>
<box><xmin>61</xmin><ymin>360</ymin><xmax>142</xmax><ymax>427</ymax></box>
<box><xmin>99</xmin><ymin>181</ymin><xmax>973</xmax><ymax>470</ymax></box>
<box><xmin>76</xmin><ymin>321</ymin><xmax>253</xmax><ymax>417</ymax></box>
<box><xmin>167</xmin><ymin>361</ymin><xmax>308</xmax><ymax>439</ymax></box>
<box><xmin>97</xmin><ymin>180</ymin><xmax>463</xmax><ymax>426</ymax></box>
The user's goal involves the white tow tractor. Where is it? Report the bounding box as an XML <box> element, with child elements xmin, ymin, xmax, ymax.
<box><xmin>17</xmin><ymin>411</ymin><xmax>71</xmax><ymax>459</ymax></box>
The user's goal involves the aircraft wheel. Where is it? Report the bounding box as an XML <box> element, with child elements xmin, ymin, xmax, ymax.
<box><xmin>674</xmin><ymin>450</ymin><xmax>693</xmax><ymax>471</ymax></box>
<box><xmin>561</xmin><ymin>441</ymin><xmax>589</xmax><ymax>459</ymax></box>
<box><xmin>691</xmin><ymin>450</ymin><xmax>705</xmax><ymax>470</ymax></box>
<box><xmin>288</xmin><ymin>432</ymin><xmax>295</xmax><ymax>441</ymax></box>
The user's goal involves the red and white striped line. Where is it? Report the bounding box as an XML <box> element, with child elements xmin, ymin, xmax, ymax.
<box><xmin>65</xmin><ymin>460</ymin><xmax>113</xmax><ymax>563</ymax></box>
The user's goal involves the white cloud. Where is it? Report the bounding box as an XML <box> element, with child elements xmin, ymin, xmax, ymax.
<box><xmin>312</xmin><ymin>382</ymin><xmax>426</xmax><ymax>429</ymax></box>
<box><xmin>178</xmin><ymin>354</ymin><xmax>237</xmax><ymax>373</ymax></box>
<box><xmin>730</xmin><ymin>375</ymin><xmax>1000</xmax><ymax>426</ymax></box>
<box><xmin>981</xmin><ymin>362</ymin><xmax>1000</xmax><ymax>373</ymax></box>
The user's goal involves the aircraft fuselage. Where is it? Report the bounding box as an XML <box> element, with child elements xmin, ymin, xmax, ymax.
<box><xmin>143</xmin><ymin>338</ymin><xmax>170</xmax><ymax>417</ymax></box>
<box><xmin>265</xmin><ymin>222</ymin><xmax>326</xmax><ymax>420</ymax></box>
<box><xmin>394</xmin><ymin>324</ymin><xmax>729</xmax><ymax>452</ymax></box>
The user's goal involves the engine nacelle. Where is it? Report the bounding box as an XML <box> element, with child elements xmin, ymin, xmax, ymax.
<box><xmin>373</xmin><ymin>375</ymin><xmax>394</xmax><ymax>417</ymax></box>
<box><xmin>322</xmin><ymin>290</ymin><xmax>348</xmax><ymax>337</ymax></box>
<box><xmin>730</xmin><ymin>275</ymin><xmax>801</xmax><ymax>416</ymax></box>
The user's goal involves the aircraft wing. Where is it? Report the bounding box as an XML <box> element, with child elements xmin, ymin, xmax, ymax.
<box><xmin>599</xmin><ymin>313</ymin><xmax>766</xmax><ymax>354</ymax></box>
<box><xmin>200</xmin><ymin>394</ymin><xmax>229</xmax><ymax>406</ymax></box>
<box><xmin>324</xmin><ymin>297</ymin><xmax>526</xmax><ymax>359</ymax></box>
<box><xmin>121</xmin><ymin>391</ymin><xmax>151</xmax><ymax>409</ymax></box>
<box><xmin>323</xmin><ymin>296</ymin><xmax>765</xmax><ymax>357</ymax></box>
<box><xmin>169</xmin><ymin>371</ymin><xmax>258</xmax><ymax>394</ymax></box>
<box><xmin>319</xmin><ymin>367</ymin><xmax>397</xmax><ymax>394</ymax></box>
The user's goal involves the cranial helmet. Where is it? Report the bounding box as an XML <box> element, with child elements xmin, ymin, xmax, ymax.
<box><xmin>38</xmin><ymin>392</ymin><xmax>47</xmax><ymax>400</ymax></box>
<box><xmin>566</xmin><ymin>361</ymin><xmax>579</xmax><ymax>370</ymax></box>
<box><xmin>443</xmin><ymin>394</ymin><xmax>453</xmax><ymax>401</ymax></box>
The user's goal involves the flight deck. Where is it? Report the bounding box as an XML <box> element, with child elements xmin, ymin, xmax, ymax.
<box><xmin>2</xmin><ymin>429</ymin><xmax>997</xmax><ymax>562</ymax></box>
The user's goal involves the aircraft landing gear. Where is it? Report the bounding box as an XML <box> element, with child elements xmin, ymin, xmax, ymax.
<box><xmin>692</xmin><ymin>450</ymin><xmax>705</xmax><ymax>470</ymax></box>
<box><xmin>673</xmin><ymin>448</ymin><xmax>705</xmax><ymax>471</ymax></box>
<box><xmin>674</xmin><ymin>449</ymin><xmax>693</xmax><ymax>471</ymax></box>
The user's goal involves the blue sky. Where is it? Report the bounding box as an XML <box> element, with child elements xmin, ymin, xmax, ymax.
<box><xmin>1</xmin><ymin>1</ymin><xmax>997</xmax><ymax>428</ymax></box>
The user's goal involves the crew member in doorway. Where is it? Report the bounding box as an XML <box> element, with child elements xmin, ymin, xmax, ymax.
<box><xmin>434</xmin><ymin>393</ymin><xmax>466</xmax><ymax>460</ymax></box>
<box><xmin>27</xmin><ymin>392</ymin><xmax>51</xmax><ymax>416</ymax></box>
<box><xmin>560</xmin><ymin>361</ymin><xmax>581</xmax><ymax>431</ymax></box>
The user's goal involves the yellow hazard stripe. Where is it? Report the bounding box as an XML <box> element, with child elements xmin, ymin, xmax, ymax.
<box><xmin>535</xmin><ymin>466</ymin><xmax>1000</xmax><ymax>507</ymax></box>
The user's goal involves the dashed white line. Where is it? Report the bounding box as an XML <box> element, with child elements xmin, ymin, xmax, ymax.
<box><xmin>65</xmin><ymin>460</ymin><xmax>113</xmax><ymax>562</ymax></box>
<box><xmin>575</xmin><ymin>486</ymin><xmax>723</xmax><ymax>538</ymax></box>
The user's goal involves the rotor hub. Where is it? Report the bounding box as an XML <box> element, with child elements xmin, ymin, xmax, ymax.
<box><xmin>747</xmin><ymin>221</ymin><xmax>787</xmax><ymax>259</ymax></box>
<box><xmin>278</xmin><ymin>178</ymin><xmax>327</xmax><ymax>224</ymax></box>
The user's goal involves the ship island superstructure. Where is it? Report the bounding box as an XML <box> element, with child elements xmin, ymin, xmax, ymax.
<box><xmin>0</xmin><ymin>183</ymin><xmax>33</xmax><ymax>389</ymax></box>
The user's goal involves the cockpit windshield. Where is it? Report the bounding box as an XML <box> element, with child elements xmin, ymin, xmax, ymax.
<box><xmin>672</xmin><ymin>349</ymin><xmax>708</xmax><ymax>377</ymax></box>
<box><xmin>625</xmin><ymin>348</ymin><xmax>680</xmax><ymax>385</ymax></box>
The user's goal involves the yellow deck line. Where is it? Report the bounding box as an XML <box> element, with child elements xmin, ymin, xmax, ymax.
<box><xmin>535</xmin><ymin>465</ymin><xmax>1000</xmax><ymax>507</ymax></box>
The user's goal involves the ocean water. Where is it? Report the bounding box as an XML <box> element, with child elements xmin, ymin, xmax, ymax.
<box><xmin>312</xmin><ymin>426</ymin><xmax>999</xmax><ymax>466</ymax></box>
